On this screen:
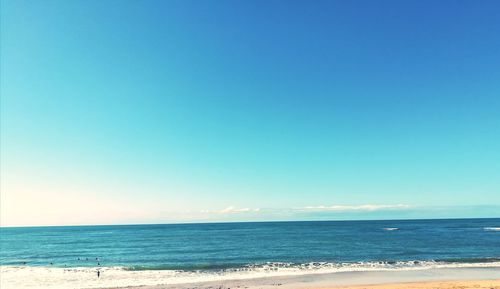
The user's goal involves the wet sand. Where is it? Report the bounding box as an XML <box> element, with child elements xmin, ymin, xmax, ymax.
<box><xmin>117</xmin><ymin>280</ymin><xmax>500</xmax><ymax>289</ymax></box>
<box><xmin>113</xmin><ymin>267</ymin><xmax>500</xmax><ymax>289</ymax></box>
<box><xmin>320</xmin><ymin>280</ymin><xmax>500</xmax><ymax>289</ymax></box>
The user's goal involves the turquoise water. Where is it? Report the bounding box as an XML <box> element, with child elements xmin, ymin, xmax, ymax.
<box><xmin>1</xmin><ymin>219</ymin><xmax>499</xmax><ymax>271</ymax></box>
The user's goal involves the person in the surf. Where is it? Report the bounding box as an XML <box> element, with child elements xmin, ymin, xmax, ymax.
<box><xmin>97</xmin><ymin>270</ymin><xmax>100</xmax><ymax>278</ymax></box>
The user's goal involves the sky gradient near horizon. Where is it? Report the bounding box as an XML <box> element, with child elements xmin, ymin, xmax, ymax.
<box><xmin>1</xmin><ymin>0</ymin><xmax>500</xmax><ymax>226</ymax></box>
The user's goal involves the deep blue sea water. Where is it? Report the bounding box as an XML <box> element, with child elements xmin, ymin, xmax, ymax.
<box><xmin>1</xmin><ymin>219</ymin><xmax>499</xmax><ymax>271</ymax></box>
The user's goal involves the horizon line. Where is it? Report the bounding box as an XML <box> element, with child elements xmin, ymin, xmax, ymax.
<box><xmin>1</xmin><ymin>216</ymin><xmax>499</xmax><ymax>229</ymax></box>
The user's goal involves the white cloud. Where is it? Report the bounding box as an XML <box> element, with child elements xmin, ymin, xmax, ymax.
<box><xmin>201</xmin><ymin>206</ymin><xmax>261</xmax><ymax>214</ymax></box>
<box><xmin>198</xmin><ymin>204</ymin><xmax>409</xmax><ymax>216</ymax></box>
<box><xmin>296</xmin><ymin>204</ymin><xmax>410</xmax><ymax>212</ymax></box>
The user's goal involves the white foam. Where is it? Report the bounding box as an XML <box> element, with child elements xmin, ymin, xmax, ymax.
<box><xmin>382</xmin><ymin>228</ymin><xmax>399</xmax><ymax>231</ymax></box>
<box><xmin>484</xmin><ymin>227</ymin><xmax>500</xmax><ymax>231</ymax></box>
<box><xmin>2</xmin><ymin>261</ymin><xmax>500</xmax><ymax>289</ymax></box>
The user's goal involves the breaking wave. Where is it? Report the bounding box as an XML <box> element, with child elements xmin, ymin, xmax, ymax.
<box><xmin>484</xmin><ymin>227</ymin><xmax>500</xmax><ymax>231</ymax></box>
<box><xmin>2</xmin><ymin>259</ymin><xmax>500</xmax><ymax>289</ymax></box>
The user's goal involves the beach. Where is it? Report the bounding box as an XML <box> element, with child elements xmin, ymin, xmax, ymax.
<box><xmin>112</xmin><ymin>268</ymin><xmax>500</xmax><ymax>289</ymax></box>
<box><xmin>115</xmin><ymin>267</ymin><xmax>500</xmax><ymax>289</ymax></box>
<box><xmin>131</xmin><ymin>280</ymin><xmax>500</xmax><ymax>289</ymax></box>
<box><xmin>1</xmin><ymin>266</ymin><xmax>499</xmax><ymax>289</ymax></box>
<box><xmin>311</xmin><ymin>280</ymin><xmax>500</xmax><ymax>289</ymax></box>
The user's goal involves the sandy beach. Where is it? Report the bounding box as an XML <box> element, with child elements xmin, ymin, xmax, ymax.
<box><xmin>118</xmin><ymin>277</ymin><xmax>500</xmax><ymax>289</ymax></box>
<box><xmin>132</xmin><ymin>280</ymin><xmax>500</xmax><ymax>289</ymax></box>
<box><xmin>115</xmin><ymin>277</ymin><xmax>500</xmax><ymax>289</ymax></box>
<box><xmin>2</xmin><ymin>266</ymin><xmax>499</xmax><ymax>289</ymax></box>
<box><xmin>317</xmin><ymin>280</ymin><xmax>500</xmax><ymax>289</ymax></box>
<box><xmin>112</xmin><ymin>267</ymin><xmax>500</xmax><ymax>289</ymax></box>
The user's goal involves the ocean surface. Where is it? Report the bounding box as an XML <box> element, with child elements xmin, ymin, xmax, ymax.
<box><xmin>1</xmin><ymin>218</ymin><xmax>499</xmax><ymax>274</ymax></box>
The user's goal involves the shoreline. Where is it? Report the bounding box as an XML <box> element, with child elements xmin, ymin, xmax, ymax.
<box><xmin>115</xmin><ymin>267</ymin><xmax>500</xmax><ymax>289</ymax></box>
<box><xmin>125</xmin><ymin>280</ymin><xmax>500</xmax><ymax>289</ymax></box>
<box><xmin>1</xmin><ymin>266</ymin><xmax>499</xmax><ymax>289</ymax></box>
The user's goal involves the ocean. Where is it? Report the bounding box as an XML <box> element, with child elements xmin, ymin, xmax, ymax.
<box><xmin>1</xmin><ymin>218</ymin><xmax>499</xmax><ymax>273</ymax></box>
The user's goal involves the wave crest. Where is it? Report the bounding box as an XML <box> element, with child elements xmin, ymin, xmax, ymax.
<box><xmin>484</xmin><ymin>227</ymin><xmax>500</xmax><ymax>231</ymax></box>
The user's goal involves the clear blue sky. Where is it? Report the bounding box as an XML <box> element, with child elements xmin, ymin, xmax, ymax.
<box><xmin>1</xmin><ymin>0</ymin><xmax>499</xmax><ymax>226</ymax></box>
